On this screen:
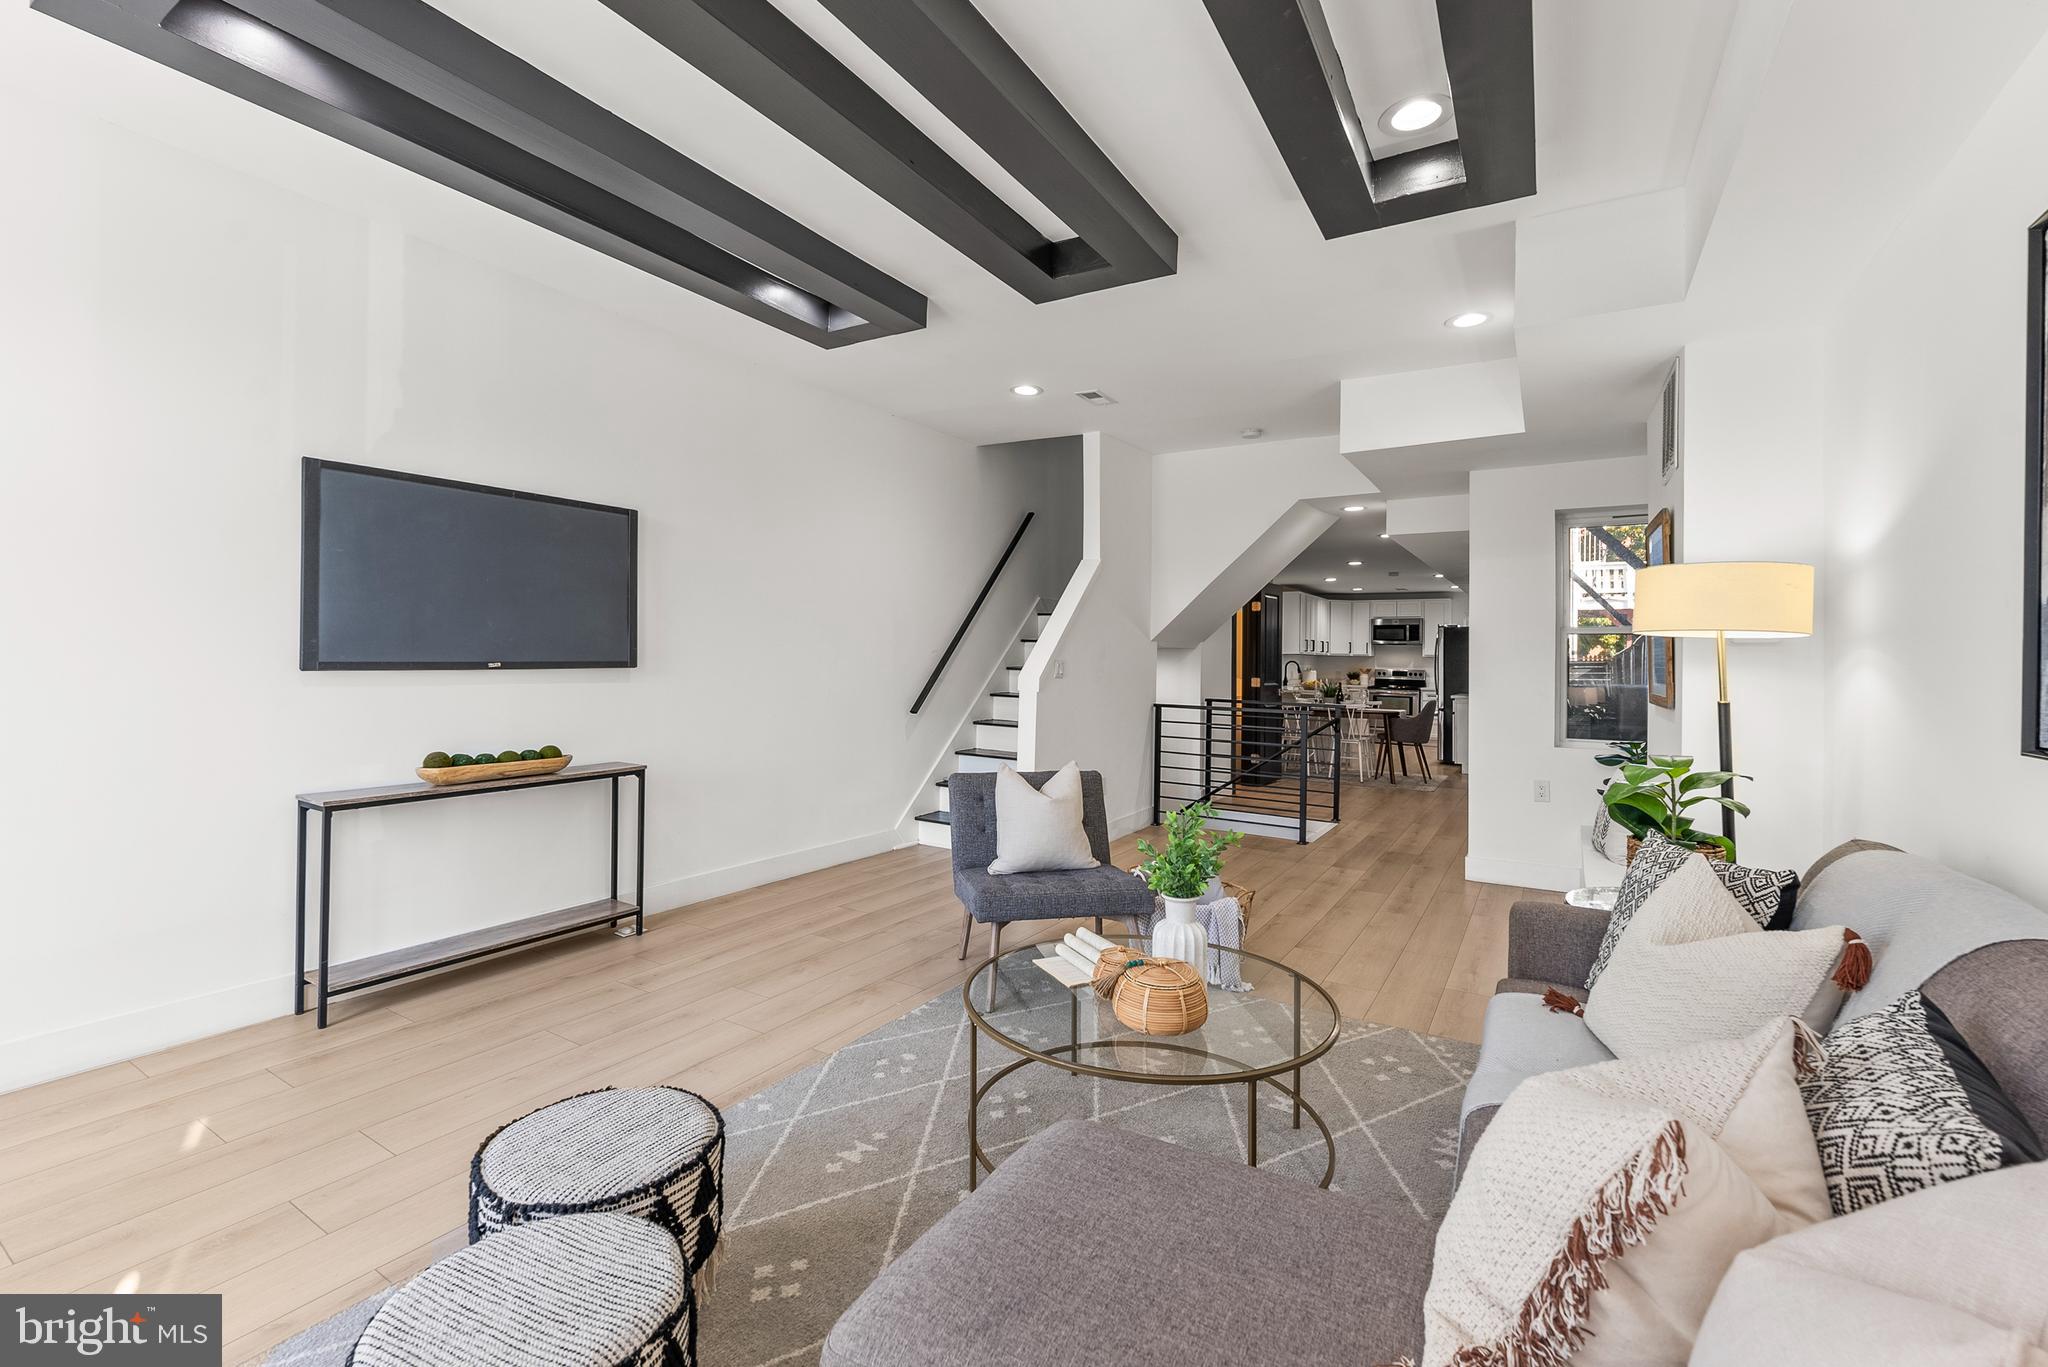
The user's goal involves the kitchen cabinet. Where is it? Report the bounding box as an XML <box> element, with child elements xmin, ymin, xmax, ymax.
<box><xmin>1280</xmin><ymin>592</ymin><xmax>1304</xmax><ymax>653</ymax></box>
<box><xmin>1327</xmin><ymin>599</ymin><xmax>1352</xmax><ymax>654</ymax></box>
<box><xmin>1309</xmin><ymin>595</ymin><xmax>1330</xmax><ymax>652</ymax></box>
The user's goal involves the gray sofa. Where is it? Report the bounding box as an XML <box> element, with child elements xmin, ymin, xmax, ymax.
<box><xmin>825</xmin><ymin>840</ymin><xmax>2048</xmax><ymax>1367</ymax></box>
<box><xmin>946</xmin><ymin>768</ymin><xmax>1154</xmax><ymax>960</ymax></box>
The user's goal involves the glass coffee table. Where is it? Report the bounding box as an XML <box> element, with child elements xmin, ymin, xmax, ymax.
<box><xmin>962</xmin><ymin>934</ymin><xmax>1341</xmax><ymax>1189</ymax></box>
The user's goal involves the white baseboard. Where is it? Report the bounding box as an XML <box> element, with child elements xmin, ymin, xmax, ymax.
<box><xmin>1464</xmin><ymin>854</ymin><xmax>1580</xmax><ymax>892</ymax></box>
<box><xmin>0</xmin><ymin>975</ymin><xmax>290</xmax><ymax>1095</ymax></box>
<box><xmin>0</xmin><ymin>825</ymin><xmax>913</xmax><ymax>1099</ymax></box>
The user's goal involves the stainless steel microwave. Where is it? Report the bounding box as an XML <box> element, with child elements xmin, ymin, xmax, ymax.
<box><xmin>1371</xmin><ymin>618</ymin><xmax>1422</xmax><ymax>644</ymax></box>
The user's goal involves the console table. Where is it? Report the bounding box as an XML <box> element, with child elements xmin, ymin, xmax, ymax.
<box><xmin>294</xmin><ymin>762</ymin><xmax>646</xmax><ymax>1027</ymax></box>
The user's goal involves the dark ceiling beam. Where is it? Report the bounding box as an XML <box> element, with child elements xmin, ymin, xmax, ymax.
<box><xmin>32</xmin><ymin>0</ymin><xmax>926</xmax><ymax>347</ymax></box>
<box><xmin>803</xmin><ymin>0</ymin><xmax>1178</xmax><ymax>297</ymax></box>
<box><xmin>1201</xmin><ymin>0</ymin><xmax>1534</xmax><ymax>240</ymax></box>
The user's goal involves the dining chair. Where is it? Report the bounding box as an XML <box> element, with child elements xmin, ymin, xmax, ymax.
<box><xmin>1341</xmin><ymin>701</ymin><xmax>1379</xmax><ymax>782</ymax></box>
<box><xmin>1385</xmin><ymin>700</ymin><xmax>1439</xmax><ymax>784</ymax></box>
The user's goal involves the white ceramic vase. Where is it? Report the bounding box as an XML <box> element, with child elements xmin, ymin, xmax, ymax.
<box><xmin>1151</xmin><ymin>896</ymin><xmax>1210</xmax><ymax>974</ymax></box>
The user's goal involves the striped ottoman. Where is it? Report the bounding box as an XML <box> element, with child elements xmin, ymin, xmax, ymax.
<box><xmin>469</xmin><ymin>1086</ymin><xmax>724</xmax><ymax>1277</ymax></box>
<box><xmin>350</xmin><ymin>1214</ymin><xmax>691</xmax><ymax>1366</ymax></box>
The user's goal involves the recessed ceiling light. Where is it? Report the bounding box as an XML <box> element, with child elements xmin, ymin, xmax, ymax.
<box><xmin>1378</xmin><ymin>532</ymin><xmax>1391</xmax><ymax>539</ymax></box>
<box><xmin>1381</xmin><ymin>95</ymin><xmax>1447</xmax><ymax>135</ymax></box>
<box><xmin>1352</xmin><ymin>586</ymin><xmax>1364</xmax><ymax>591</ymax></box>
<box><xmin>1434</xmin><ymin>573</ymin><xmax>1445</xmax><ymax>579</ymax></box>
<box><xmin>1445</xmin><ymin>311</ymin><xmax>1490</xmax><ymax>329</ymax></box>
<box><xmin>1010</xmin><ymin>383</ymin><xmax>1042</xmax><ymax>397</ymax></box>
<box><xmin>1347</xmin><ymin>560</ymin><xmax>1362</xmax><ymax>566</ymax></box>
<box><xmin>1342</xmin><ymin>505</ymin><xmax>1365</xmax><ymax>512</ymax></box>
<box><xmin>1324</xmin><ymin>577</ymin><xmax>1337</xmax><ymax>582</ymax></box>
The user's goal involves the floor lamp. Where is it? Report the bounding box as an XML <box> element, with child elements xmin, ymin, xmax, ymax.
<box><xmin>1631</xmin><ymin>562</ymin><xmax>1815</xmax><ymax>842</ymax></box>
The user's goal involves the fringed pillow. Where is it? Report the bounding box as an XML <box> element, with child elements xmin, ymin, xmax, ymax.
<box><xmin>1418</xmin><ymin>1017</ymin><xmax>1829</xmax><ymax>1367</ymax></box>
<box><xmin>1562</xmin><ymin>854</ymin><xmax>1870</xmax><ymax>1057</ymax></box>
<box><xmin>1584</xmin><ymin>834</ymin><xmax>1800</xmax><ymax>989</ymax></box>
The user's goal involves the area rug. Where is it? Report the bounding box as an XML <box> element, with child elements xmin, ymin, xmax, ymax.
<box><xmin>269</xmin><ymin>984</ymin><xmax>1476</xmax><ymax>1367</ymax></box>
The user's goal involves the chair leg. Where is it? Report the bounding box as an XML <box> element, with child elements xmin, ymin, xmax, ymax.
<box><xmin>958</xmin><ymin>909</ymin><xmax>974</xmax><ymax>961</ymax></box>
<box><xmin>989</xmin><ymin>921</ymin><xmax>1003</xmax><ymax>959</ymax></box>
<box><xmin>1397</xmin><ymin>744</ymin><xmax>1409</xmax><ymax>777</ymax></box>
<box><xmin>1093</xmin><ymin>915</ymin><xmax>1103</xmax><ymax>935</ymax></box>
<box><xmin>1417</xmin><ymin>747</ymin><xmax>1432</xmax><ymax>783</ymax></box>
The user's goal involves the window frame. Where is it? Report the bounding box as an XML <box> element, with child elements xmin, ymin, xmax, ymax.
<box><xmin>1556</xmin><ymin>505</ymin><xmax>1651</xmax><ymax>748</ymax></box>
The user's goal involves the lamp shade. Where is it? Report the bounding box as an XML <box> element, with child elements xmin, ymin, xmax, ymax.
<box><xmin>1632</xmin><ymin>562</ymin><xmax>1814</xmax><ymax>639</ymax></box>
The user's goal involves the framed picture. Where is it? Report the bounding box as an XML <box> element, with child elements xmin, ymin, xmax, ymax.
<box><xmin>1659</xmin><ymin>362</ymin><xmax>1681</xmax><ymax>485</ymax></box>
<box><xmin>1647</xmin><ymin>507</ymin><xmax>1676</xmax><ymax>709</ymax></box>
<box><xmin>2026</xmin><ymin>212</ymin><xmax>2048</xmax><ymax>758</ymax></box>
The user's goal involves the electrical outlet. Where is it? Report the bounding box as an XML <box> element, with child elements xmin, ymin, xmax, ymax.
<box><xmin>1533</xmin><ymin>780</ymin><xmax>1551</xmax><ymax>803</ymax></box>
<box><xmin>1055</xmin><ymin>660</ymin><xmax>1066</xmax><ymax>678</ymax></box>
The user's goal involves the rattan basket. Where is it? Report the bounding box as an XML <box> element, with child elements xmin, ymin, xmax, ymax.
<box><xmin>1107</xmin><ymin>957</ymin><xmax>1209</xmax><ymax>1036</ymax></box>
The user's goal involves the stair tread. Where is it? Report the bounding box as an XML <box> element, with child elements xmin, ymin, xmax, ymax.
<box><xmin>974</xmin><ymin>717</ymin><xmax>1018</xmax><ymax>728</ymax></box>
<box><xmin>935</xmin><ymin>777</ymin><xmax>948</xmax><ymax>788</ymax></box>
<box><xmin>956</xmin><ymin>747</ymin><xmax>1019</xmax><ymax>760</ymax></box>
<box><xmin>914</xmin><ymin>810</ymin><xmax>952</xmax><ymax>825</ymax></box>
<box><xmin>1019</xmin><ymin>638</ymin><xmax>1039</xmax><ymax>644</ymax></box>
<box><xmin>989</xmin><ymin>690</ymin><xmax>1018</xmax><ymax>698</ymax></box>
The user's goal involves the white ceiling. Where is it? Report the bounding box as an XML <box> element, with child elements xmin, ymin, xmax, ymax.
<box><xmin>1271</xmin><ymin>498</ymin><xmax>1452</xmax><ymax>594</ymax></box>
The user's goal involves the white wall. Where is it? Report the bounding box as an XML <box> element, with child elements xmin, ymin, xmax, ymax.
<box><xmin>1815</xmin><ymin>26</ymin><xmax>2048</xmax><ymax>908</ymax></box>
<box><xmin>1026</xmin><ymin>433</ymin><xmax>1158</xmax><ymax>833</ymax></box>
<box><xmin>0</xmin><ymin>92</ymin><xmax>1057</xmax><ymax>1089</ymax></box>
<box><xmin>1150</xmin><ymin>436</ymin><xmax>1366</xmax><ymax>646</ymax></box>
<box><xmin>1467</xmin><ymin>456</ymin><xmax>1649</xmax><ymax>889</ymax></box>
<box><xmin>1665</xmin><ymin>332</ymin><xmax>1829</xmax><ymax>872</ymax></box>
<box><xmin>1155</xmin><ymin>622</ymin><xmax>1231</xmax><ymax>706</ymax></box>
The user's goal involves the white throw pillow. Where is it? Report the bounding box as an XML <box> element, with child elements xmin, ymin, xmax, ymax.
<box><xmin>1422</xmin><ymin>1018</ymin><xmax>1828</xmax><ymax>1367</ymax></box>
<box><xmin>1581</xmin><ymin>854</ymin><xmax>1866</xmax><ymax>1057</ymax></box>
<box><xmin>987</xmin><ymin>763</ymin><xmax>1098</xmax><ymax>875</ymax></box>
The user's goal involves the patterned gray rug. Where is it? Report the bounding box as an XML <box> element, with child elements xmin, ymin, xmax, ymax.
<box><xmin>270</xmin><ymin>986</ymin><xmax>1476</xmax><ymax>1367</ymax></box>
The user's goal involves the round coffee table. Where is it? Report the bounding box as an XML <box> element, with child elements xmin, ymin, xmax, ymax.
<box><xmin>962</xmin><ymin>935</ymin><xmax>1341</xmax><ymax>1189</ymax></box>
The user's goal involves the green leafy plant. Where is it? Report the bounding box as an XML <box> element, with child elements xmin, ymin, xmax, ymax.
<box><xmin>1601</xmin><ymin>754</ymin><xmax>1749</xmax><ymax>860</ymax></box>
<box><xmin>1136</xmin><ymin>802</ymin><xmax>1244</xmax><ymax>900</ymax></box>
<box><xmin>1318</xmin><ymin>680</ymin><xmax>1342</xmax><ymax>699</ymax></box>
<box><xmin>1594</xmin><ymin>740</ymin><xmax>1649</xmax><ymax>770</ymax></box>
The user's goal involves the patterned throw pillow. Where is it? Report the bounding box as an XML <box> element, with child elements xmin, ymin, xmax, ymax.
<box><xmin>1582</xmin><ymin>855</ymin><xmax>1866</xmax><ymax>1056</ymax></box>
<box><xmin>1802</xmin><ymin>991</ymin><xmax>2005</xmax><ymax>1215</ymax></box>
<box><xmin>1590</xmin><ymin>796</ymin><xmax>1614</xmax><ymax>856</ymax></box>
<box><xmin>1584</xmin><ymin>834</ymin><xmax>1800</xmax><ymax>989</ymax></box>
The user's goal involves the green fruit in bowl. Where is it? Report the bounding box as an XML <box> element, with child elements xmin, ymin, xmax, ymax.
<box><xmin>519</xmin><ymin>749</ymin><xmax>540</xmax><ymax>761</ymax></box>
<box><xmin>421</xmin><ymin>751</ymin><xmax>453</xmax><ymax>769</ymax></box>
<box><xmin>448</xmin><ymin>753</ymin><xmax>475</xmax><ymax>767</ymax></box>
<box><xmin>538</xmin><ymin>744</ymin><xmax>563</xmax><ymax>759</ymax></box>
<box><xmin>475</xmin><ymin>749</ymin><xmax>498</xmax><ymax>765</ymax></box>
<box><xmin>496</xmin><ymin>750</ymin><xmax>521</xmax><ymax>764</ymax></box>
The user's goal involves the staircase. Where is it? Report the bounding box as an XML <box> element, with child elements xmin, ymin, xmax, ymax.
<box><xmin>913</xmin><ymin>607</ymin><xmax>1052</xmax><ymax>848</ymax></box>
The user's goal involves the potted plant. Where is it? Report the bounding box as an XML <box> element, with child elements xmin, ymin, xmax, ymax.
<box><xmin>1318</xmin><ymin>680</ymin><xmax>1342</xmax><ymax>700</ymax></box>
<box><xmin>1136</xmin><ymin>802</ymin><xmax>1243</xmax><ymax>967</ymax></box>
<box><xmin>1600</xmin><ymin>753</ymin><xmax>1747</xmax><ymax>862</ymax></box>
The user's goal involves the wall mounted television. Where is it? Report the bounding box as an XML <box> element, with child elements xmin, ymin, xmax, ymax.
<box><xmin>300</xmin><ymin>458</ymin><xmax>637</xmax><ymax>670</ymax></box>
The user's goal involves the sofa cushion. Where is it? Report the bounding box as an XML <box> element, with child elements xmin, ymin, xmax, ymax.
<box><xmin>1424</xmin><ymin>1019</ymin><xmax>1826</xmax><ymax>1367</ymax></box>
<box><xmin>1582</xmin><ymin>855</ymin><xmax>1859</xmax><ymax>1056</ymax></box>
<box><xmin>1459</xmin><ymin>992</ymin><xmax>1614</xmax><ymax>1130</ymax></box>
<box><xmin>1584</xmin><ymin>835</ymin><xmax>1799</xmax><ymax>990</ymax></box>
<box><xmin>953</xmin><ymin>864</ymin><xmax>1154</xmax><ymax>925</ymax></box>
<box><xmin>1923</xmin><ymin>938</ymin><xmax>2048</xmax><ymax>1146</ymax></box>
<box><xmin>1691</xmin><ymin>1161</ymin><xmax>2048</xmax><ymax>1366</ymax></box>
<box><xmin>1792</xmin><ymin>848</ymin><xmax>2047</xmax><ymax>1026</ymax></box>
<box><xmin>1801</xmin><ymin>992</ymin><xmax>2005</xmax><ymax>1216</ymax></box>
<box><xmin>988</xmin><ymin>762</ymin><xmax>1098</xmax><ymax>874</ymax></box>
<box><xmin>822</xmin><ymin>1119</ymin><xmax>1435</xmax><ymax>1367</ymax></box>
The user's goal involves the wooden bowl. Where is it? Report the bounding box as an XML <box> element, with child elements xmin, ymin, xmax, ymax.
<box><xmin>416</xmin><ymin>754</ymin><xmax>572</xmax><ymax>786</ymax></box>
<box><xmin>1111</xmin><ymin>958</ymin><xmax>1209</xmax><ymax>1037</ymax></box>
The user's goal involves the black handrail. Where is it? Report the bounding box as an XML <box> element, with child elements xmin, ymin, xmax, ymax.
<box><xmin>910</xmin><ymin>512</ymin><xmax>1035</xmax><ymax>715</ymax></box>
<box><xmin>1152</xmin><ymin>699</ymin><xmax>1343</xmax><ymax>844</ymax></box>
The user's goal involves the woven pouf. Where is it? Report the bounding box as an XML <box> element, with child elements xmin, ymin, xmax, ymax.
<box><xmin>469</xmin><ymin>1086</ymin><xmax>724</xmax><ymax>1278</ymax></box>
<box><xmin>350</xmin><ymin>1214</ymin><xmax>692</xmax><ymax>1367</ymax></box>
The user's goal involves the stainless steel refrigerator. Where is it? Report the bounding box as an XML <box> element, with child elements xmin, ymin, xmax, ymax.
<box><xmin>1437</xmin><ymin>625</ymin><xmax>1468</xmax><ymax>765</ymax></box>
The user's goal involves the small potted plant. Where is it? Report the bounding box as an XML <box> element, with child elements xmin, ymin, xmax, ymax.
<box><xmin>1136</xmin><ymin>802</ymin><xmax>1243</xmax><ymax>967</ymax></box>
<box><xmin>1318</xmin><ymin>679</ymin><xmax>1342</xmax><ymax>700</ymax></box>
<box><xmin>1600</xmin><ymin>753</ymin><xmax>1747</xmax><ymax>862</ymax></box>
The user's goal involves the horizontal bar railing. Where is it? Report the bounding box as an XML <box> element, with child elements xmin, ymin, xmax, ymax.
<box><xmin>909</xmin><ymin>511</ymin><xmax>1033</xmax><ymax>715</ymax></box>
<box><xmin>1151</xmin><ymin>698</ymin><xmax>1345</xmax><ymax>843</ymax></box>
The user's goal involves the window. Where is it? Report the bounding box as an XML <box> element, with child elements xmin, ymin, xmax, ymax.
<box><xmin>1559</xmin><ymin>509</ymin><xmax>1650</xmax><ymax>745</ymax></box>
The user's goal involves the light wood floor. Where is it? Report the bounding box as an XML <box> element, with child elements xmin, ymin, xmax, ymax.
<box><xmin>0</xmin><ymin>765</ymin><xmax>1532</xmax><ymax>1363</ymax></box>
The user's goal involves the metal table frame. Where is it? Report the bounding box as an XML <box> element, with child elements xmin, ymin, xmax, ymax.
<box><xmin>962</xmin><ymin>936</ymin><xmax>1341</xmax><ymax>1189</ymax></box>
<box><xmin>294</xmin><ymin>762</ymin><xmax>646</xmax><ymax>1027</ymax></box>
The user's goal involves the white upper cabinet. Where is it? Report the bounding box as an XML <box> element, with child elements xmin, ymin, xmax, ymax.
<box><xmin>1327</xmin><ymin>599</ymin><xmax>1353</xmax><ymax>654</ymax></box>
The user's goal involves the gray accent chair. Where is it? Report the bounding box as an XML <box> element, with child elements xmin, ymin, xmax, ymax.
<box><xmin>946</xmin><ymin>769</ymin><xmax>1154</xmax><ymax>960</ymax></box>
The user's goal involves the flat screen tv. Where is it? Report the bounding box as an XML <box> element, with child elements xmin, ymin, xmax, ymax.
<box><xmin>300</xmin><ymin>458</ymin><xmax>637</xmax><ymax>670</ymax></box>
